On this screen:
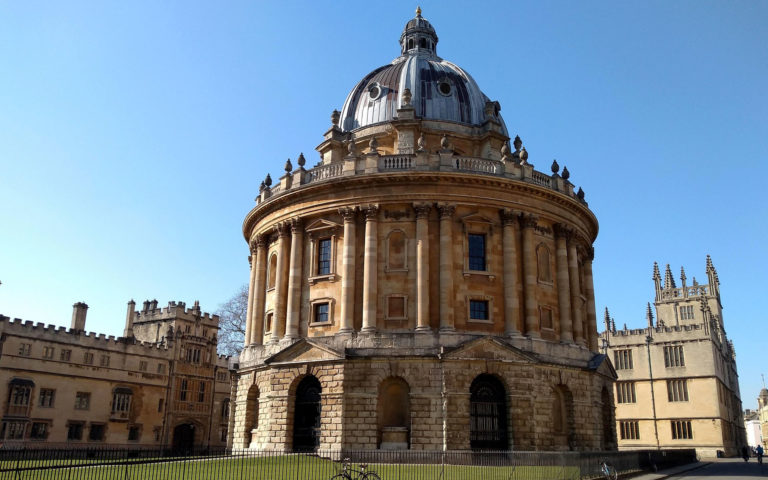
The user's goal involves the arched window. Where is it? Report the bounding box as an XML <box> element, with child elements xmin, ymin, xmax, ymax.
<box><xmin>292</xmin><ymin>376</ymin><xmax>322</xmax><ymax>452</ymax></box>
<box><xmin>387</xmin><ymin>230</ymin><xmax>407</xmax><ymax>270</ymax></box>
<box><xmin>221</xmin><ymin>398</ymin><xmax>230</xmax><ymax>421</ymax></box>
<box><xmin>553</xmin><ymin>384</ymin><xmax>574</xmax><ymax>449</ymax></box>
<box><xmin>537</xmin><ymin>244</ymin><xmax>552</xmax><ymax>282</ymax></box>
<box><xmin>111</xmin><ymin>387</ymin><xmax>133</xmax><ymax>416</ymax></box>
<box><xmin>267</xmin><ymin>253</ymin><xmax>277</xmax><ymax>289</ymax></box>
<box><xmin>378</xmin><ymin>377</ymin><xmax>410</xmax><ymax>449</ymax></box>
<box><xmin>470</xmin><ymin>374</ymin><xmax>508</xmax><ymax>450</ymax></box>
<box><xmin>419</xmin><ymin>38</ymin><xmax>426</xmax><ymax>48</ymax></box>
<box><xmin>244</xmin><ymin>386</ymin><xmax>259</xmax><ymax>448</ymax></box>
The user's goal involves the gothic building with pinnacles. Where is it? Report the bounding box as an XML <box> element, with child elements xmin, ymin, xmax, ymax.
<box><xmin>602</xmin><ymin>257</ymin><xmax>745</xmax><ymax>457</ymax></box>
<box><xmin>231</xmin><ymin>9</ymin><xmax>616</xmax><ymax>453</ymax></box>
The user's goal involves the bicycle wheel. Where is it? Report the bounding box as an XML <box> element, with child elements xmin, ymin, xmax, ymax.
<box><xmin>330</xmin><ymin>475</ymin><xmax>350</xmax><ymax>480</ymax></box>
<box><xmin>363</xmin><ymin>473</ymin><xmax>382</xmax><ymax>480</ymax></box>
<box><xmin>605</xmin><ymin>465</ymin><xmax>617</xmax><ymax>480</ymax></box>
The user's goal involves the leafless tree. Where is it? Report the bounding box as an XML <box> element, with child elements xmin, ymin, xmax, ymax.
<box><xmin>216</xmin><ymin>284</ymin><xmax>248</xmax><ymax>356</ymax></box>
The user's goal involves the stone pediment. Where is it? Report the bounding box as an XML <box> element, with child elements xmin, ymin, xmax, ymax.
<box><xmin>443</xmin><ymin>336</ymin><xmax>538</xmax><ymax>363</ymax></box>
<box><xmin>305</xmin><ymin>218</ymin><xmax>342</xmax><ymax>234</ymax></box>
<box><xmin>587</xmin><ymin>353</ymin><xmax>617</xmax><ymax>379</ymax></box>
<box><xmin>264</xmin><ymin>339</ymin><xmax>345</xmax><ymax>365</ymax></box>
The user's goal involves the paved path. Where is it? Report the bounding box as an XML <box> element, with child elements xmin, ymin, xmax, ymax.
<box><xmin>631</xmin><ymin>458</ymin><xmax>768</xmax><ymax>479</ymax></box>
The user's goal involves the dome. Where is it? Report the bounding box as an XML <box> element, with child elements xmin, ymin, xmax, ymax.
<box><xmin>338</xmin><ymin>8</ymin><xmax>507</xmax><ymax>135</ymax></box>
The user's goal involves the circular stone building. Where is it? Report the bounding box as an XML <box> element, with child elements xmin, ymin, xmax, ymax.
<box><xmin>231</xmin><ymin>9</ymin><xmax>616</xmax><ymax>453</ymax></box>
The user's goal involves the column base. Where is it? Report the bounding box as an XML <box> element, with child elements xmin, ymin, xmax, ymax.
<box><xmin>438</xmin><ymin>326</ymin><xmax>456</xmax><ymax>333</ymax></box>
<box><xmin>360</xmin><ymin>326</ymin><xmax>377</xmax><ymax>334</ymax></box>
<box><xmin>415</xmin><ymin>326</ymin><xmax>432</xmax><ymax>333</ymax></box>
<box><xmin>505</xmin><ymin>330</ymin><xmax>522</xmax><ymax>337</ymax></box>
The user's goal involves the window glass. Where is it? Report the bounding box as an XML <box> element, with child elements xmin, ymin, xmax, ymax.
<box><xmin>317</xmin><ymin>238</ymin><xmax>331</xmax><ymax>275</ymax></box>
<box><xmin>469</xmin><ymin>300</ymin><xmax>489</xmax><ymax>320</ymax></box>
<box><xmin>468</xmin><ymin>234</ymin><xmax>486</xmax><ymax>271</ymax></box>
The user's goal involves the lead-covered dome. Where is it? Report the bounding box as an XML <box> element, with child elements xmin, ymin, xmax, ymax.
<box><xmin>338</xmin><ymin>8</ymin><xmax>507</xmax><ymax>135</ymax></box>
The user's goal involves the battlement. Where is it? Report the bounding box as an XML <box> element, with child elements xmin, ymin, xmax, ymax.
<box><xmin>133</xmin><ymin>299</ymin><xmax>219</xmax><ymax>325</ymax></box>
<box><xmin>606</xmin><ymin>323</ymin><xmax>704</xmax><ymax>338</ymax></box>
<box><xmin>0</xmin><ymin>314</ymin><xmax>170</xmax><ymax>354</ymax></box>
<box><xmin>653</xmin><ymin>256</ymin><xmax>720</xmax><ymax>305</ymax></box>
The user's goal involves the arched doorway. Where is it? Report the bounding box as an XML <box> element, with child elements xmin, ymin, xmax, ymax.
<box><xmin>378</xmin><ymin>377</ymin><xmax>410</xmax><ymax>449</ymax></box>
<box><xmin>172</xmin><ymin>423</ymin><xmax>196</xmax><ymax>454</ymax></box>
<box><xmin>470</xmin><ymin>374</ymin><xmax>508</xmax><ymax>450</ymax></box>
<box><xmin>292</xmin><ymin>376</ymin><xmax>321</xmax><ymax>452</ymax></box>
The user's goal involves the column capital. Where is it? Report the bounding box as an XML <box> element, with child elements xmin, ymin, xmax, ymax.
<box><xmin>413</xmin><ymin>203</ymin><xmax>432</xmax><ymax>219</ymax></box>
<box><xmin>585</xmin><ymin>245</ymin><xmax>595</xmax><ymax>262</ymax></box>
<box><xmin>290</xmin><ymin>217</ymin><xmax>303</xmax><ymax>233</ymax></box>
<box><xmin>338</xmin><ymin>207</ymin><xmax>357</xmax><ymax>222</ymax></box>
<box><xmin>363</xmin><ymin>204</ymin><xmax>380</xmax><ymax>220</ymax></box>
<box><xmin>519</xmin><ymin>213</ymin><xmax>539</xmax><ymax>229</ymax></box>
<box><xmin>275</xmin><ymin>222</ymin><xmax>291</xmax><ymax>237</ymax></box>
<box><xmin>254</xmin><ymin>234</ymin><xmax>268</xmax><ymax>249</ymax></box>
<box><xmin>437</xmin><ymin>204</ymin><xmax>456</xmax><ymax>219</ymax></box>
<box><xmin>553</xmin><ymin>223</ymin><xmax>574</xmax><ymax>239</ymax></box>
<box><xmin>499</xmin><ymin>208</ymin><xmax>518</xmax><ymax>226</ymax></box>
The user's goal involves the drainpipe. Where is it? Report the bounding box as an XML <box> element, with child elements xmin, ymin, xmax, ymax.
<box><xmin>646</xmin><ymin>335</ymin><xmax>660</xmax><ymax>450</ymax></box>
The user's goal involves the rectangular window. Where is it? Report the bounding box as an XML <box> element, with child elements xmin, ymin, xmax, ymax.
<box><xmin>664</xmin><ymin>345</ymin><xmax>685</xmax><ymax>367</ymax></box>
<box><xmin>671</xmin><ymin>420</ymin><xmax>693</xmax><ymax>439</ymax></box>
<box><xmin>217</xmin><ymin>372</ymin><xmax>228</xmax><ymax>382</ymax></box>
<box><xmin>679</xmin><ymin>305</ymin><xmax>694</xmax><ymax>320</ymax></box>
<box><xmin>84</xmin><ymin>352</ymin><xmax>94</xmax><ymax>365</ymax></box>
<box><xmin>667</xmin><ymin>379</ymin><xmax>689</xmax><ymax>402</ymax></box>
<box><xmin>198</xmin><ymin>382</ymin><xmax>206</xmax><ymax>403</ymax></box>
<box><xmin>154</xmin><ymin>427</ymin><xmax>162</xmax><ymax>442</ymax></box>
<box><xmin>88</xmin><ymin>424</ymin><xmax>105</xmax><ymax>442</ymax></box>
<box><xmin>157</xmin><ymin>363</ymin><xmax>166</xmax><ymax>374</ymax></box>
<box><xmin>18</xmin><ymin>343</ymin><xmax>31</xmax><ymax>356</ymax></box>
<box><xmin>139</xmin><ymin>361</ymin><xmax>148</xmax><ymax>372</ymax></box>
<box><xmin>100</xmin><ymin>355</ymin><xmax>110</xmax><ymax>367</ymax></box>
<box><xmin>75</xmin><ymin>392</ymin><xmax>91</xmax><ymax>410</ymax></box>
<box><xmin>60</xmin><ymin>349</ymin><xmax>72</xmax><ymax>361</ymax></box>
<box><xmin>314</xmin><ymin>302</ymin><xmax>329</xmax><ymax>323</ymax></box>
<box><xmin>469</xmin><ymin>300</ymin><xmax>489</xmax><ymax>321</ymax></box>
<box><xmin>613</xmin><ymin>349</ymin><xmax>634</xmax><ymax>370</ymax></box>
<box><xmin>3</xmin><ymin>421</ymin><xmax>26</xmax><ymax>440</ymax></box>
<box><xmin>468</xmin><ymin>234</ymin><xmax>486</xmax><ymax>271</ymax></box>
<box><xmin>42</xmin><ymin>346</ymin><xmax>54</xmax><ymax>359</ymax></box>
<box><xmin>158</xmin><ymin>398</ymin><xmax>164</xmax><ymax>412</ymax></box>
<box><xmin>67</xmin><ymin>422</ymin><xmax>84</xmax><ymax>441</ymax></box>
<box><xmin>186</xmin><ymin>348</ymin><xmax>202</xmax><ymax>364</ymax></box>
<box><xmin>128</xmin><ymin>426</ymin><xmax>140</xmax><ymax>442</ymax></box>
<box><xmin>39</xmin><ymin>388</ymin><xmax>56</xmax><ymax>408</ymax></box>
<box><xmin>180</xmin><ymin>380</ymin><xmax>189</xmax><ymax>401</ymax></box>
<box><xmin>10</xmin><ymin>385</ymin><xmax>31</xmax><ymax>407</ymax></box>
<box><xmin>112</xmin><ymin>392</ymin><xmax>132</xmax><ymax>413</ymax></box>
<box><xmin>30</xmin><ymin>422</ymin><xmax>48</xmax><ymax>440</ymax></box>
<box><xmin>619</xmin><ymin>421</ymin><xmax>640</xmax><ymax>440</ymax></box>
<box><xmin>317</xmin><ymin>238</ymin><xmax>332</xmax><ymax>275</ymax></box>
<box><xmin>616</xmin><ymin>382</ymin><xmax>636</xmax><ymax>403</ymax></box>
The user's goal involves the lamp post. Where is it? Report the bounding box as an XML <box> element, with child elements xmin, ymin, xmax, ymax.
<box><xmin>646</xmin><ymin>334</ymin><xmax>660</xmax><ymax>450</ymax></box>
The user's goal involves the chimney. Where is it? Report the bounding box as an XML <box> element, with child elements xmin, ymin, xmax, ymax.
<box><xmin>71</xmin><ymin>302</ymin><xmax>88</xmax><ymax>331</ymax></box>
<box><xmin>124</xmin><ymin>299</ymin><xmax>136</xmax><ymax>338</ymax></box>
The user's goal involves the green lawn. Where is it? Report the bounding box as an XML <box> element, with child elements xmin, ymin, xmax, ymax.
<box><xmin>0</xmin><ymin>455</ymin><xmax>582</xmax><ymax>480</ymax></box>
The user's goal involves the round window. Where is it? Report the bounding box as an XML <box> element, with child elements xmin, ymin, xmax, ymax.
<box><xmin>368</xmin><ymin>84</ymin><xmax>382</xmax><ymax>100</ymax></box>
<box><xmin>438</xmin><ymin>81</ymin><xmax>451</xmax><ymax>96</ymax></box>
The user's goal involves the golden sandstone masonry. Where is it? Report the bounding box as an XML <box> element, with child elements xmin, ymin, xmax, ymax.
<box><xmin>231</xmin><ymin>9</ymin><xmax>617</xmax><ymax>453</ymax></box>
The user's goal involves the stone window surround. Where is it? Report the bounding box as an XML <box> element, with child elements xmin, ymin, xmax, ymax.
<box><xmin>385</xmin><ymin>294</ymin><xmax>409</xmax><ymax>321</ymax></box>
<box><xmin>30</xmin><ymin>421</ymin><xmax>50</xmax><ymax>440</ymax></box>
<box><xmin>309</xmin><ymin>298</ymin><xmax>335</xmax><ymax>327</ymax></box>
<box><xmin>263</xmin><ymin>310</ymin><xmax>274</xmax><ymax>335</ymax></box>
<box><xmin>384</xmin><ymin>229</ymin><xmax>409</xmax><ymax>273</ymax></box>
<box><xmin>539</xmin><ymin>305</ymin><xmax>554</xmax><ymax>331</ymax></box>
<box><xmin>536</xmin><ymin>242</ymin><xmax>554</xmax><ymax>286</ymax></box>
<box><xmin>306</xmin><ymin>219</ymin><xmax>341</xmax><ymax>284</ymax></box>
<box><xmin>466</xmin><ymin>295</ymin><xmax>493</xmax><ymax>324</ymax></box>
<box><xmin>461</xmin><ymin>214</ymin><xmax>496</xmax><ymax>280</ymax></box>
<box><xmin>266</xmin><ymin>251</ymin><xmax>278</xmax><ymax>291</ymax></box>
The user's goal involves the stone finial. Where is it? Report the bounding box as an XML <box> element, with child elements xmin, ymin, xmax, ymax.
<box><xmin>652</xmin><ymin>262</ymin><xmax>661</xmax><ymax>281</ymax></box>
<box><xmin>401</xmin><ymin>88</ymin><xmax>412</xmax><ymax>107</ymax></box>
<box><xmin>368</xmin><ymin>137</ymin><xmax>378</xmax><ymax>153</ymax></box>
<box><xmin>417</xmin><ymin>132</ymin><xmax>426</xmax><ymax>151</ymax></box>
<box><xmin>264</xmin><ymin>173</ymin><xmax>272</xmax><ymax>187</ymax></box>
<box><xmin>604</xmin><ymin>307</ymin><xmax>611</xmax><ymax>332</ymax></box>
<box><xmin>297</xmin><ymin>152</ymin><xmax>306</xmax><ymax>168</ymax></box>
<box><xmin>331</xmin><ymin>109</ymin><xmax>340</xmax><ymax>126</ymax></box>
<box><xmin>347</xmin><ymin>140</ymin><xmax>357</xmax><ymax>156</ymax></box>
<box><xmin>576</xmin><ymin>186</ymin><xmax>584</xmax><ymax>200</ymax></box>
<box><xmin>416</xmin><ymin>5</ymin><xmax>422</xmax><ymax>16</ymax></box>
<box><xmin>284</xmin><ymin>159</ymin><xmax>292</xmax><ymax>172</ymax></box>
<box><xmin>440</xmin><ymin>134</ymin><xmax>450</xmax><ymax>150</ymax></box>
<box><xmin>513</xmin><ymin>135</ymin><xmax>522</xmax><ymax>150</ymax></box>
<box><xmin>664</xmin><ymin>264</ymin><xmax>676</xmax><ymax>289</ymax></box>
<box><xmin>551</xmin><ymin>159</ymin><xmax>559</xmax><ymax>174</ymax></box>
<box><xmin>519</xmin><ymin>146</ymin><xmax>529</xmax><ymax>165</ymax></box>
<box><xmin>259</xmin><ymin>181</ymin><xmax>266</xmax><ymax>192</ymax></box>
<box><xmin>680</xmin><ymin>266</ymin><xmax>687</xmax><ymax>284</ymax></box>
<box><xmin>562</xmin><ymin>166</ymin><xmax>570</xmax><ymax>180</ymax></box>
<box><xmin>646</xmin><ymin>302</ymin><xmax>654</xmax><ymax>328</ymax></box>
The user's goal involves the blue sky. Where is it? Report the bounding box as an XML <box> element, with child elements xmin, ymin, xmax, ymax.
<box><xmin>1</xmin><ymin>2</ymin><xmax>766</xmax><ymax>408</ymax></box>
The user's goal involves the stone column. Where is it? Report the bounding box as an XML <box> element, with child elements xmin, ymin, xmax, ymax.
<box><xmin>361</xmin><ymin>205</ymin><xmax>379</xmax><ymax>333</ymax></box>
<box><xmin>554</xmin><ymin>224</ymin><xmax>573</xmax><ymax>343</ymax></box>
<box><xmin>270</xmin><ymin>222</ymin><xmax>291</xmax><ymax>343</ymax></box>
<box><xmin>244</xmin><ymin>245</ymin><xmax>257</xmax><ymax>347</ymax></box>
<box><xmin>520</xmin><ymin>214</ymin><xmax>540</xmax><ymax>338</ymax></box>
<box><xmin>568</xmin><ymin>240</ymin><xmax>584</xmax><ymax>346</ymax></box>
<box><xmin>414</xmin><ymin>203</ymin><xmax>431</xmax><ymax>332</ymax></box>
<box><xmin>251</xmin><ymin>236</ymin><xmax>268</xmax><ymax>345</ymax></box>
<box><xmin>438</xmin><ymin>204</ymin><xmax>456</xmax><ymax>332</ymax></box>
<box><xmin>583</xmin><ymin>245</ymin><xmax>598</xmax><ymax>351</ymax></box>
<box><xmin>500</xmin><ymin>209</ymin><xmax>521</xmax><ymax>336</ymax></box>
<box><xmin>338</xmin><ymin>207</ymin><xmax>357</xmax><ymax>335</ymax></box>
<box><xmin>284</xmin><ymin>218</ymin><xmax>304</xmax><ymax>340</ymax></box>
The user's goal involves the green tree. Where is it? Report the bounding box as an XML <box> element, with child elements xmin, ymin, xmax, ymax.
<box><xmin>216</xmin><ymin>284</ymin><xmax>247</xmax><ymax>356</ymax></box>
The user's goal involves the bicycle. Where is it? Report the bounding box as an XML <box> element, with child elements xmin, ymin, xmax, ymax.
<box><xmin>598</xmin><ymin>459</ymin><xmax>617</xmax><ymax>480</ymax></box>
<box><xmin>330</xmin><ymin>457</ymin><xmax>381</xmax><ymax>480</ymax></box>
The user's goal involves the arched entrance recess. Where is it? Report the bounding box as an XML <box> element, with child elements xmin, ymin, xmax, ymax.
<box><xmin>292</xmin><ymin>376</ymin><xmax>322</xmax><ymax>452</ymax></box>
<box><xmin>469</xmin><ymin>374</ymin><xmax>508</xmax><ymax>450</ymax></box>
<box><xmin>172</xmin><ymin>423</ymin><xmax>196</xmax><ymax>454</ymax></box>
